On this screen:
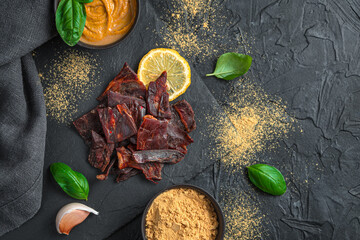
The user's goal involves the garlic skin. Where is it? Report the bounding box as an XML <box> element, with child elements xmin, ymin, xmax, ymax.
<box><xmin>56</xmin><ymin>203</ymin><xmax>99</xmax><ymax>235</ymax></box>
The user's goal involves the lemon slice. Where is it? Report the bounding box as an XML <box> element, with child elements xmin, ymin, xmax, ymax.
<box><xmin>138</xmin><ymin>48</ymin><xmax>191</xmax><ymax>101</ymax></box>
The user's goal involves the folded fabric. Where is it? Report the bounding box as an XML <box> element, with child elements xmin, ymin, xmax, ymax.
<box><xmin>0</xmin><ymin>0</ymin><xmax>56</xmax><ymax>236</ymax></box>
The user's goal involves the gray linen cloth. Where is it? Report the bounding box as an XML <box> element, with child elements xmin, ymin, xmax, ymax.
<box><xmin>0</xmin><ymin>0</ymin><xmax>55</xmax><ymax>236</ymax></box>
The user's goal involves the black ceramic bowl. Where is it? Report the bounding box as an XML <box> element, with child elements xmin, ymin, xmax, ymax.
<box><xmin>54</xmin><ymin>0</ymin><xmax>140</xmax><ymax>50</ymax></box>
<box><xmin>141</xmin><ymin>184</ymin><xmax>225</xmax><ymax>240</ymax></box>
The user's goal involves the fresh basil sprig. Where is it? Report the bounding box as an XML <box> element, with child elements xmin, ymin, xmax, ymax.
<box><xmin>56</xmin><ymin>0</ymin><xmax>93</xmax><ymax>46</ymax></box>
<box><xmin>247</xmin><ymin>164</ymin><xmax>286</xmax><ymax>196</ymax></box>
<box><xmin>206</xmin><ymin>52</ymin><xmax>252</xmax><ymax>80</ymax></box>
<box><xmin>50</xmin><ymin>162</ymin><xmax>89</xmax><ymax>200</ymax></box>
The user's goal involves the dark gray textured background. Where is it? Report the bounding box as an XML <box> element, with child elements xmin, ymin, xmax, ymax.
<box><xmin>2</xmin><ymin>0</ymin><xmax>360</xmax><ymax>239</ymax></box>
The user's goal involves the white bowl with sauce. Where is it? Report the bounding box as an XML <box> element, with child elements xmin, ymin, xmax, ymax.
<box><xmin>54</xmin><ymin>0</ymin><xmax>140</xmax><ymax>49</ymax></box>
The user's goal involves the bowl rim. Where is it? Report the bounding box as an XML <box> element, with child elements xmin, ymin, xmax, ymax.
<box><xmin>141</xmin><ymin>184</ymin><xmax>225</xmax><ymax>240</ymax></box>
<box><xmin>54</xmin><ymin>0</ymin><xmax>140</xmax><ymax>50</ymax></box>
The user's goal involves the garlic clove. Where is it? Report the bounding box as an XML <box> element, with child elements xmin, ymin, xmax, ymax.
<box><xmin>59</xmin><ymin>209</ymin><xmax>90</xmax><ymax>235</ymax></box>
<box><xmin>56</xmin><ymin>203</ymin><xmax>99</xmax><ymax>235</ymax></box>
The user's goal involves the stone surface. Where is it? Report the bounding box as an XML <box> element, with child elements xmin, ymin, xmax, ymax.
<box><xmin>2</xmin><ymin>0</ymin><xmax>360</xmax><ymax>239</ymax></box>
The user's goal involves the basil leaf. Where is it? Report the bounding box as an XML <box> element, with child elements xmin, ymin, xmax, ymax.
<box><xmin>77</xmin><ymin>0</ymin><xmax>93</xmax><ymax>3</ymax></box>
<box><xmin>206</xmin><ymin>52</ymin><xmax>252</xmax><ymax>80</ymax></box>
<box><xmin>56</xmin><ymin>0</ymin><xmax>87</xmax><ymax>46</ymax></box>
<box><xmin>50</xmin><ymin>162</ymin><xmax>89</xmax><ymax>200</ymax></box>
<box><xmin>247</xmin><ymin>164</ymin><xmax>286</xmax><ymax>196</ymax></box>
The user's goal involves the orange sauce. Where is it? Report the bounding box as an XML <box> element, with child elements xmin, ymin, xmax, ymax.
<box><xmin>80</xmin><ymin>0</ymin><xmax>137</xmax><ymax>46</ymax></box>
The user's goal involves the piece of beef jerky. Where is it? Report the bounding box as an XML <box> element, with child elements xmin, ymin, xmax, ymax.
<box><xmin>116</xmin><ymin>104</ymin><xmax>138</xmax><ymax>139</ymax></box>
<box><xmin>88</xmin><ymin>131</ymin><xmax>114</xmax><ymax>172</ymax></box>
<box><xmin>97</xmin><ymin>104</ymin><xmax>137</xmax><ymax>144</ymax></box>
<box><xmin>107</xmin><ymin>91</ymin><xmax>146</xmax><ymax>128</ymax></box>
<box><xmin>97</xmin><ymin>63</ymin><xmax>146</xmax><ymax>101</ymax></box>
<box><xmin>116</xmin><ymin>168</ymin><xmax>140</xmax><ymax>183</ymax></box>
<box><xmin>146</xmin><ymin>71</ymin><xmax>171</xmax><ymax>119</ymax></box>
<box><xmin>132</xmin><ymin>149</ymin><xmax>184</xmax><ymax>164</ymax></box>
<box><xmin>137</xmin><ymin>115</ymin><xmax>168</xmax><ymax>150</ymax></box>
<box><xmin>73</xmin><ymin>107</ymin><xmax>103</xmax><ymax>146</ymax></box>
<box><xmin>128</xmin><ymin>161</ymin><xmax>163</xmax><ymax>183</ymax></box>
<box><xmin>107</xmin><ymin>91</ymin><xmax>146</xmax><ymax>108</ymax></box>
<box><xmin>116</xmin><ymin>146</ymin><xmax>132</xmax><ymax>170</ymax></box>
<box><xmin>167</xmin><ymin>122</ymin><xmax>193</xmax><ymax>154</ymax></box>
<box><xmin>173</xmin><ymin>100</ymin><xmax>196</xmax><ymax>132</ymax></box>
<box><xmin>96</xmin><ymin>158</ymin><xmax>116</xmax><ymax>181</ymax></box>
<box><xmin>115</xmin><ymin>147</ymin><xmax>162</xmax><ymax>183</ymax></box>
<box><xmin>167</xmin><ymin>106</ymin><xmax>185</xmax><ymax>131</ymax></box>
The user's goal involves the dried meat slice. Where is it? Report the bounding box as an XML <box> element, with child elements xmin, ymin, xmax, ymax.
<box><xmin>97</xmin><ymin>107</ymin><xmax>116</xmax><ymax>143</ymax></box>
<box><xmin>107</xmin><ymin>91</ymin><xmax>146</xmax><ymax>108</ymax></box>
<box><xmin>167</xmin><ymin>122</ymin><xmax>193</xmax><ymax>154</ymax></box>
<box><xmin>73</xmin><ymin>107</ymin><xmax>103</xmax><ymax>146</ymax></box>
<box><xmin>168</xmin><ymin>106</ymin><xmax>186</xmax><ymax>131</ymax></box>
<box><xmin>173</xmin><ymin>100</ymin><xmax>196</xmax><ymax>132</ymax></box>
<box><xmin>107</xmin><ymin>91</ymin><xmax>146</xmax><ymax>128</ymax></box>
<box><xmin>116</xmin><ymin>146</ymin><xmax>132</xmax><ymax>170</ymax></box>
<box><xmin>116</xmin><ymin>168</ymin><xmax>140</xmax><ymax>183</ymax></box>
<box><xmin>116</xmin><ymin>104</ymin><xmax>138</xmax><ymax>140</ymax></box>
<box><xmin>132</xmin><ymin>150</ymin><xmax>184</xmax><ymax>164</ymax></box>
<box><xmin>129</xmin><ymin>161</ymin><xmax>163</xmax><ymax>183</ymax></box>
<box><xmin>146</xmin><ymin>71</ymin><xmax>171</xmax><ymax>119</ymax></box>
<box><xmin>96</xmin><ymin>158</ymin><xmax>116</xmax><ymax>181</ymax></box>
<box><xmin>88</xmin><ymin>131</ymin><xmax>114</xmax><ymax>172</ymax></box>
<box><xmin>116</xmin><ymin>146</ymin><xmax>163</xmax><ymax>183</ymax></box>
<box><xmin>98</xmin><ymin>105</ymin><xmax>137</xmax><ymax>144</ymax></box>
<box><xmin>137</xmin><ymin>115</ymin><xmax>168</xmax><ymax>150</ymax></box>
<box><xmin>97</xmin><ymin>63</ymin><xmax>146</xmax><ymax>101</ymax></box>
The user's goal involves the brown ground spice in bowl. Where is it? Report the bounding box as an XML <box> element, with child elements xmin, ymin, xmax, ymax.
<box><xmin>145</xmin><ymin>188</ymin><xmax>219</xmax><ymax>240</ymax></box>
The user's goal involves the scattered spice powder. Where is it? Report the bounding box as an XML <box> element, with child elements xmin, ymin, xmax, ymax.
<box><xmin>205</xmin><ymin>79</ymin><xmax>296</xmax><ymax>169</ymax></box>
<box><xmin>156</xmin><ymin>1</ymin><xmax>297</xmax><ymax>238</ymax></box>
<box><xmin>157</xmin><ymin>0</ymin><xmax>248</xmax><ymax>61</ymax></box>
<box><xmin>199</xmin><ymin>78</ymin><xmax>296</xmax><ymax>239</ymax></box>
<box><xmin>39</xmin><ymin>50</ymin><xmax>100</xmax><ymax>124</ymax></box>
<box><xmin>221</xmin><ymin>188</ymin><xmax>265</xmax><ymax>240</ymax></box>
<box><xmin>145</xmin><ymin>188</ymin><xmax>219</xmax><ymax>240</ymax></box>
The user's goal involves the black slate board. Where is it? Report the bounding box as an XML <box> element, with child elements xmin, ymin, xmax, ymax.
<box><xmin>1</xmin><ymin>1</ymin><xmax>238</xmax><ymax>239</ymax></box>
<box><xmin>3</xmin><ymin>0</ymin><xmax>360</xmax><ymax>239</ymax></box>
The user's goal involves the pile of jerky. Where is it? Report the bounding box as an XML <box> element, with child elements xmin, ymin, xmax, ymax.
<box><xmin>73</xmin><ymin>63</ymin><xmax>196</xmax><ymax>183</ymax></box>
